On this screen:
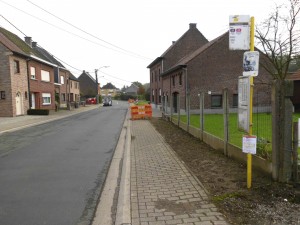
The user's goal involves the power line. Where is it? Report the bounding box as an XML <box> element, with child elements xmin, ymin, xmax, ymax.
<box><xmin>0</xmin><ymin>14</ymin><xmax>27</xmax><ymax>36</ymax></box>
<box><xmin>0</xmin><ymin>7</ymin><xmax>145</xmax><ymax>85</ymax></box>
<box><xmin>0</xmin><ymin>0</ymin><xmax>152</xmax><ymax>60</ymax></box>
<box><xmin>26</xmin><ymin>0</ymin><xmax>152</xmax><ymax>61</ymax></box>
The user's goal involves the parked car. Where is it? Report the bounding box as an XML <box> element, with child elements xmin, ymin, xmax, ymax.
<box><xmin>86</xmin><ymin>98</ymin><xmax>96</xmax><ymax>104</ymax></box>
<box><xmin>103</xmin><ymin>97</ymin><xmax>112</xmax><ymax>106</ymax></box>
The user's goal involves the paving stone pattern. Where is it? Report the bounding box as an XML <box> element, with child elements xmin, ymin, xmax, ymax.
<box><xmin>130</xmin><ymin>120</ymin><xmax>230</xmax><ymax>225</ymax></box>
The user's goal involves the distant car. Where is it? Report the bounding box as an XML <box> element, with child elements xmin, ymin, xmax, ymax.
<box><xmin>103</xmin><ymin>97</ymin><xmax>112</xmax><ymax>106</ymax></box>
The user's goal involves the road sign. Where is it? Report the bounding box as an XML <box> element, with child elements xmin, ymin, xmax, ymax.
<box><xmin>229</xmin><ymin>15</ymin><xmax>250</xmax><ymax>50</ymax></box>
<box><xmin>243</xmin><ymin>51</ymin><xmax>259</xmax><ymax>76</ymax></box>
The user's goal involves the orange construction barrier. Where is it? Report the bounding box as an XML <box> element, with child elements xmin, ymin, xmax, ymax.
<box><xmin>130</xmin><ymin>104</ymin><xmax>152</xmax><ymax>120</ymax></box>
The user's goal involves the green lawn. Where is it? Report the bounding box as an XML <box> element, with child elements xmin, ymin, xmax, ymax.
<box><xmin>173</xmin><ymin>113</ymin><xmax>300</xmax><ymax>160</ymax></box>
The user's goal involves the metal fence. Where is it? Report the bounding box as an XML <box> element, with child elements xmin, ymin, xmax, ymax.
<box><xmin>162</xmin><ymin>87</ymin><xmax>272</xmax><ymax>158</ymax></box>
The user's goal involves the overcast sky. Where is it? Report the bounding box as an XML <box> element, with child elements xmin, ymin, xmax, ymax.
<box><xmin>0</xmin><ymin>0</ymin><xmax>285</xmax><ymax>89</ymax></box>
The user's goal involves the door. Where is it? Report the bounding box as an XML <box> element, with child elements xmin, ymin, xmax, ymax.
<box><xmin>15</xmin><ymin>92</ymin><xmax>22</xmax><ymax>116</ymax></box>
<box><xmin>31</xmin><ymin>93</ymin><xmax>36</xmax><ymax>109</ymax></box>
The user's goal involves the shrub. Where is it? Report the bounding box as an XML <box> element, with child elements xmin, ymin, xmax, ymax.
<box><xmin>27</xmin><ymin>109</ymin><xmax>50</xmax><ymax>115</ymax></box>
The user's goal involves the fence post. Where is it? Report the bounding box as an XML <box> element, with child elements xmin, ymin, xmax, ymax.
<box><xmin>223</xmin><ymin>88</ymin><xmax>229</xmax><ymax>156</ymax></box>
<box><xmin>200</xmin><ymin>92</ymin><xmax>204</xmax><ymax>141</ymax></box>
<box><xmin>178</xmin><ymin>95</ymin><xmax>180</xmax><ymax>127</ymax></box>
<box><xmin>293</xmin><ymin>122</ymin><xmax>299</xmax><ymax>182</ymax></box>
<box><xmin>170</xmin><ymin>93</ymin><xmax>173</xmax><ymax>122</ymax></box>
<box><xmin>187</xmin><ymin>94</ymin><xmax>190</xmax><ymax>132</ymax></box>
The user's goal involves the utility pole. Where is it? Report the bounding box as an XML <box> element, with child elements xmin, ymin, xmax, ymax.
<box><xmin>95</xmin><ymin>69</ymin><xmax>99</xmax><ymax>104</ymax></box>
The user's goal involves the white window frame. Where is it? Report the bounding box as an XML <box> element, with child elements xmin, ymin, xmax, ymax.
<box><xmin>60</xmin><ymin>75</ymin><xmax>64</xmax><ymax>84</ymax></box>
<box><xmin>30</xmin><ymin>67</ymin><xmax>36</xmax><ymax>79</ymax></box>
<box><xmin>41</xmin><ymin>70</ymin><xmax>50</xmax><ymax>82</ymax></box>
<box><xmin>42</xmin><ymin>93</ymin><xmax>51</xmax><ymax>105</ymax></box>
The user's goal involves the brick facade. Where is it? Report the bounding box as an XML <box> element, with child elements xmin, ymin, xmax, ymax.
<box><xmin>28</xmin><ymin>60</ymin><xmax>55</xmax><ymax>110</ymax></box>
<box><xmin>0</xmin><ymin>43</ymin><xmax>29</xmax><ymax>117</ymax></box>
<box><xmin>148</xmin><ymin>23</ymin><xmax>209</xmax><ymax>106</ymax></box>
<box><xmin>161</xmin><ymin>33</ymin><xmax>273</xmax><ymax>111</ymax></box>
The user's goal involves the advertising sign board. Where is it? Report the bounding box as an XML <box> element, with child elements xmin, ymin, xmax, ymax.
<box><xmin>243</xmin><ymin>51</ymin><xmax>259</xmax><ymax>76</ymax></box>
<box><xmin>229</xmin><ymin>15</ymin><xmax>250</xmax><ymax>50</ymax></box>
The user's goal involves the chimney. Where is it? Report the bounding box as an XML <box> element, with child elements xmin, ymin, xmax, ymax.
<box><xmin>189</xmin><ymin>23</ymin><xmax>197</xmax><ymax>29</ymax></box>
<box><xmin>172</xmin><ymin>41</ymin><xmax>176</xmax><ymax>45</ymax></box>
<box><xmin>24</xmin><ymin>37</ymin><xmax>32</xmax><ymax>47</ymax></box>
<box><xmin>32</xmin><ymin>42</ymin><xmax>37</xmax><ymax>48</ymax></box>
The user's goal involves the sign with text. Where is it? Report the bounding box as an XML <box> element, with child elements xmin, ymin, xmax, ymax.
<box><xmin>242</xmin><ymin>135</ymin><xmax>257</xmax><ymax>154</ymax></box>
<box><xmin>238</xmin><ymin>76</ymin><xmax>250</xmax><ymax>133</ymax></box>
<box><xmin>229</xmin><ymin>15</ymin><xmax>250</xmax><ymax>50</ymax></box>
<box><xmin>243</xmin><ymin>51</ymin><xmax>259</xmax><ymax>76</ymax></box>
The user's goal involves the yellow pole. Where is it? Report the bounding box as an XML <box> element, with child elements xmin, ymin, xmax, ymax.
<box><xmin>247</xmin><ymin>16</ymin><xmax>255</xmax><ymax>189</ymax></box>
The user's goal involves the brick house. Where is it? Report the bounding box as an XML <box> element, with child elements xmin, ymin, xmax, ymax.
<box><xmin>0</xmin><ymin>33</ymin><xmax>29</xmax><ymax>116</ymax></box>
<box><xmin>0</xmin><ymin>27</ymin><xmax>79</xmax><ymax>116</ymax></box>
<box><xmin>78</xmin><ymin>70</ymin><xmax>98</xmax><ymax>98</ymax></box>
<box><xmin>147</xmin><ymin>23</ymin><xmax>209</xmax><ymax>106</ymax></box>
<box><xmin>101</xmin><ymin>82</ymin><xmax>118</xmax><ymax>97</ymax></box>
<box><xmin>287</xmin><ymin>69</ymin><xmax>300</xmax><ymax>111</ymax></box>
<box><xmin>148</xmin><ymin>24</ymin><xmax>273</xmax><ymax>113</ymax></box>
<box><xmin>30</xmin><ymin>42</ymin><xmax>80</xmax><ymax>108</ymax></box>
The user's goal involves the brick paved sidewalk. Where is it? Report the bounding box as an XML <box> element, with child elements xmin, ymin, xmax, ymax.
<box><xmin>130</xmin><ymin>120</ymin><xmax>230</xmax><ymax>225</ymax></box>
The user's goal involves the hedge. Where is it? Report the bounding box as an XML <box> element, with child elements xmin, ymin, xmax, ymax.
<box><xmin>27</xmin><ymin>109</ymin><xmax>50</xmax><ymax>115</ymax></box>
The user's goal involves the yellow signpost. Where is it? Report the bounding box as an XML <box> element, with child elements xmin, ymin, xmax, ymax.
<box><xmin>247</xmin><ymin>16</ymin><xmax>255</xmax><ymax>189</ymax></box>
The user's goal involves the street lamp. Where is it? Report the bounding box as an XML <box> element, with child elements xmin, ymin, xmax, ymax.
<box><xmin>95</xmin><ymin>66</ymin><xmax>109</xmax><ymax>104</ymax></box>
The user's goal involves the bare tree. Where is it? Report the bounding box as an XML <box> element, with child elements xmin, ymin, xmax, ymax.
<box><xmin>256</xmin><ymin>0</ymin><xmax>300</xmax><ymax>80</ymax></box>
<box><xmin>255</xmin><ymin>0</ymin><xmax>300</xmax><ymax>182</ymax></box>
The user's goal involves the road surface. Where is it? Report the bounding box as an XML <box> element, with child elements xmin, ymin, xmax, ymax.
<box><xmin>0</xmin><ymin>101</ymin><xmax>128</xmax><ymax>225</ymax></box>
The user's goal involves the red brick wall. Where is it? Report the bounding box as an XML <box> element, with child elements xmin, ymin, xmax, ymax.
<box><xmin>29</xmin><ymin>60</ymin><xmax>55</xmax><ymax>110</ymax></box>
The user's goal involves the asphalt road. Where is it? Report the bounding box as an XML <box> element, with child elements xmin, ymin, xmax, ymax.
<box><xmin>0</xmin><ymin>101</ymin><xmax>128</xmax><ymax>225</ymax></box>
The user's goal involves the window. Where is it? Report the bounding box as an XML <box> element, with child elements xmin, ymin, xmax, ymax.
<box><xmin>14</xmin><ymin>60</ymin><xmax>20</xmax><ymax>74</ymax></box>
<box><xmin>30</xmin><ymin>67</ymin><xmax>36</xmax><ymax>79</ymax></box>
<box><xmin>179</xmin><ymin>74</ymin><xmax>182</xmax><ymax>85</ymax></box>
<box><xmin>211</xmin><ymin>95</ymin><xmax>222</xmax><ymax>108</ymax></box>
<box><xmin>233</xmin><ymin>94</ymin><xmax>238</xmax><ymax>107</ymax></box>
<box><xmin>172</xmin><ymin>76</ymin><xmax>175</xmax><ymax>86</ymax></box>
<box><xmin>61</xmin><ymin>93</ymin><xmax>66</xmax><ymax>101</ymax></box>
<box><xmin>151</xmin><ymin>72</ymin><xmax>154</xmax><ymax>82</ymax></box>
<box><xmin>42</xmin><ymin>93</ymin><xmax>51</xmax><ymax>105</ymax></box>
<box><xmin>41</xmin><ymin>70</ymin><xmax>50</xmax><ymax>82</ymax></box>
<box><xmin>0</xmin><ymin>91</ymin><xmax>5</xmax><ymax>99</ymax></box>
<box><xmin>25</xmin><ymin>91</ymin><xmax>28</xmax><ymax>99</ymax></box>
<box><xmin>60</xmin><ymin>75</ymin><xmax>64</xmax><ymax>84</ymax></box>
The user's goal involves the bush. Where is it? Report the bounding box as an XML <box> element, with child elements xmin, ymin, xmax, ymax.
<box><xmin>27</xmin><ymin>109</ymin><xmax>50</xmax><ymax>115</ymax></box>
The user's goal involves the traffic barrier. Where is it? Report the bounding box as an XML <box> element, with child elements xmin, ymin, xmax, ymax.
<box><xmin>130</xmin><ymin>104</ymin><xmax>152</xmax><ymax>120</ymax></box>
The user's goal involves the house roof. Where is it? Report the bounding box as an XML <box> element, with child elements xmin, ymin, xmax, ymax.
<box><xmin>287</xmin><ymin>69</ymin><xmax>300</xmax><ymax>80</ymax></box>
<box><xmin>78</xmin><ymin>70</ymin><xmax>96</xmax><ymax>83</ymax></box>
<box><xmin>125</xmin><ymin>84</ymin><xmax>138</xmax><ymax>93</ymax></box>
<box><xmin>102</xmin><ymin>82</ymin><xmax>117</xmax><ymax>89</ymax></box>
<box><xmin>33</xmin><ymin>45</ymin><xmax>65</xmax><ymax>68</ymax></box>
<box><xmin>0</xmin><ymin>27</ymin><xmax>46</xmax><ymax>59</ymax></box>
<box><xmin>161</xmin><ymin>32</ymin><xmax>227</xmax><ymax>76</ymax></box>
<box><xmin>147</xmin><ymin>23</ymin><xmax>208</xmax><ymax>69</ymax></box>
<box><xmin>69</xmin><ymin>73</ymin><xmax>78</xmax><ymax>81</ymax></box>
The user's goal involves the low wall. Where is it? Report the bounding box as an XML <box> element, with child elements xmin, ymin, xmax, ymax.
<box><xmin>170</xmin><ymin>118</ymin><xmax>272</xmax><ymax>176</ymax></box>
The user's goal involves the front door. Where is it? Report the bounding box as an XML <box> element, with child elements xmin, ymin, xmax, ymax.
<box><xmin>16</xmin><ymin>92</ymin><xmax>22</xmax><ymax>116</ymax></box>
